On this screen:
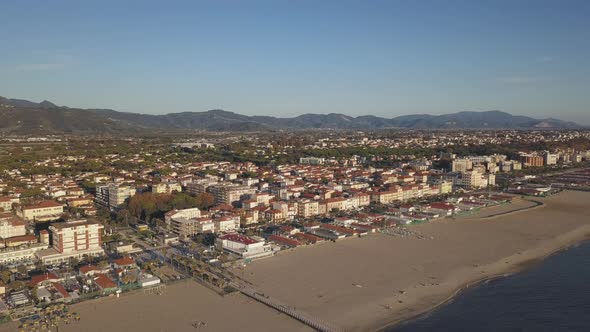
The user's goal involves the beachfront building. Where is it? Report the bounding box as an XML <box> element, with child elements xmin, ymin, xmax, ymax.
<box><xmin>371</xmin><ymin>188</ymin><xmax>402</xmax><ymax>205</ymax></box>
<box><xmin>215</xmin><ymin>233</ymin><xmax>273</xmax><ymax>260</ymax></box>
<box><xmin>37</xmin><ymin>219</ymin><xmax>105</xmax><ymax>264</ymax></box>
<box><xmin>168</xmin><ymin>217</ymin><xmax>215</xmax><ymax>241</ymax></box>
<box><xmin>297</xmin><ymin>199</ymin><xmax>320</xmax><ymax>218</ymax></box>
<box><xmin>16</xmin><ymin>201</ymin><xmax>64</xmax><ymax>222</ymax></box>
<box><xmin>454</xmin><ymin>170</ymin><xmax>495</xmax><ymax>189</ymax></box>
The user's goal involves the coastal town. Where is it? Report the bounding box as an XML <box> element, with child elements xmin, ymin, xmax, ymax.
<box><xmin>0</xmin><ymin>129</ymin><xmax>589</xmax><ymax>331</ymax></box>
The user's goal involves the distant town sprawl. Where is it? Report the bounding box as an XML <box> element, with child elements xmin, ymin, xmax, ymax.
<box><xmin>0</xmin><ymin>129</ymin><xmax>589</xmax><ymax>328</ymax></box>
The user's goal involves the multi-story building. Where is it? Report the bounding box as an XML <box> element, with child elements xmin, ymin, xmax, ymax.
<box><xmin>518</xmin><ymin>154</ymin><xmax>544</xmax><ymax>167</ymax></box>
<box><xmin>186</xmin><ymin>179</ymin><xmax>218</xmax><ymax>196</ymax></box>
<box><xmin>500</xmin><ymin>160</ymin><xmax>522</xmax><ymax>172</ymax></box>
<box><xmin>371</xmin><ymin>187</ymin><xmax>402</xmax><ymax>205</ymax></box>
<box><xmin>297</xmin><ymin>199</ymin><xmax>319</xmax><ymax>218</ymax></box>
<box><xmin>37</xmin><ymin>219</ymin><xmax>104</xmax><ymax>264</ymax></box>
<box><xmin>168</xmin><ymin>217</ymin><xmax>199</xmax><ymax>241</ymax></box>
<box><xmin>50</xmin><ymin>219</ymin><xmax>103</xmax><ymax>254</ymax></box>
<box><xmin>0</xmin><ymin>196</ymin><xmax>19</xmax><ymax>212</ymax></box>
<box><xmin>214</xmin><ymin>216</ymin><xmax>240</xmax><ymax>232</ymax></box>
<box><xmin>207</xmin><ymin>184</ymin><xmax>256</xmax><ymax>206</ymax></box>
<box><xmin>543</xmin><ymin>152</ymin><xmax>558</xmax><ymax>166</ymax></box>
<box><xmin>16</xmin><ymin>201</ymin><xmax>64</xmax><ymax>222</ymax></box>
<box><xmin>95</xmin><ymin>184</ymin><xmax>135</xmax><ymax>210</ymax></box>
<box><xmin>451</xmin><ymin>159</ymin><xmax>473</xmax><ymax>173</ymax></box>
<box><xmin>0</xmin><ymin>213</ymin><xmax>26</xmax><ymax>239</ymax></box>
<box><xmin>454</xmin><ymin>170</ymin><xmax>495</xmax><ymax>189</ymax></box>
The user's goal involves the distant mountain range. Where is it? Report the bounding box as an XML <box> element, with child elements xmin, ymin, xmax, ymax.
<box><xmin>0</xmin><ymin>96</ymin><xmax>583</xmax><ymax>134</ymax></box>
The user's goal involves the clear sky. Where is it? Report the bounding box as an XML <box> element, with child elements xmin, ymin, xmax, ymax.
<box><xmin>1</xmin><ymin>0</ymin><xmax>589</xmax><ymax>124</ymax></box>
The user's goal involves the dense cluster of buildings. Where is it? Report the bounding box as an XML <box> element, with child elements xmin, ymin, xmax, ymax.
<box><xmin>0</xmin><ymin>130</ymin><xmax>589</xmax><ymax>320</ymax></box>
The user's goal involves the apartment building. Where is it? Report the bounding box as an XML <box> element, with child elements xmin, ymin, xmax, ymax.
<box><xmin>186</xmin><ymin>179</ymin><xmax>218</xmax><ymax>196</ymax></box>
<box><xmin>95</xmin><ymin>184</ymin><xmax>135</xmax><ymax>210</ymax></box>
<box><xmin>371</xmin><ymin>187</ymin><xmax>402</xmax><ymax>205</ymax></box>
<box><xmin>214</xmin><ymin>216</ymin><xmax>240</xmax><ymax>232</ymax></box>
<box><xmin>543</xmin><ymin>151</ymin><xmax>558</xmax><ymax>166</ymax></box>
<box><xmin>518</xmin><ymin>154</ymin><xmax>544</xmax><ymax>167</ymax></box>
<box><xmin>297</xmin><ymin>199</ymin><xmax>319</xmax><ymax>218</ymax></box>
<box><xmin>38</xmin><ymin>219</ymin><xmax>104</xmax><ymax>264</ymax></box>
<box><xmin>451</xmin><ymin>159</ymin><xmax>473</xmax><ymax>173</ymax></box>
<box><xmin>454</xmin><ymin>170</ymin><xmax>495</xmax><ymax>189</ymax></box>
<box><xmin>50</xmin><ymin>219</ymin><xmax>103</xmax><ymax>254</ymax></box>
<box><xmin>208</xmin><ymin>184</ymin><xmax>256</xmax><ymax>206</ymax></box>
<box><xmin>0</xmin><ymin>213</ymin><xmax>26</xmax><ymax>240</ymax></box>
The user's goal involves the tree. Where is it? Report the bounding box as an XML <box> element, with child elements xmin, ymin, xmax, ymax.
<box><xmin>195</xmin><ymin>193</ymin><xmax>215</xmax><ymax>209</ymax></box>
<box><xmin>202</xmin><ymin>233</ymin><xmax>217</xmax><ymax>246</ymax></box>
<box><xmin>0</xmin><ymin>270</ymin><xmax>10</xmax><ymax>284</ymax></box>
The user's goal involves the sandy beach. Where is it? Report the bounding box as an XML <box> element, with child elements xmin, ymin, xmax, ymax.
<box><xmin>1</xmin><ymin>281</ymin><xmax>312</xmax><ymax>332</ymax></box>
<box><xmin>241</xmin><ymin>190</ymin><xmax>590</xmax><ymax>331</ymax></box>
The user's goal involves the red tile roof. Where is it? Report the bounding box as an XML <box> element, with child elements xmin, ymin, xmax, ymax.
<box><xmin>219</xmin><ymin>233</ymin><xmax>257</xmax><ymax>245</ymax></box>
<box><xmin>113</xmin><ymin>257</ymin><xmax>136</xmax><ymax>267</ymax></box>
<box><xmin>52</xmin><ymin>282</ymin><xmax>69</xmax><ymax>298</ymax></box>
<box><xmin>22</xmin><ymin>201</ymin><xmax>62</xmax><ymax>210</ymax></box>
<box><xmin>79</xmin><ymin>265</ymin><xmax>98</xmax><ymax>274</ymax></box>
<box><xmin>268</xmin><ymin>235</ymin><xmax>300</xmax><ymax>247</ymax></box>
<box><xmin>29</xmin><ymin>272</ymin><xmax>59</xmax><ymax>287</ymax></box>
<box><xmin>4</xmin><ymin>234</ymin><xmax>37</xmax><ymax>244</ymax></box>
<box><xmin>94</xmin><ymin>274</ymin><xmax>117</xmax><ymax>289</ymax></box>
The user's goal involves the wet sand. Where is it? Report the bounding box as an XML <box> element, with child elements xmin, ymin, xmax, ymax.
<box><xmin>242</xmin><ymin>191</ymin><xmax>590</xmax><ymax>331</ymax></box>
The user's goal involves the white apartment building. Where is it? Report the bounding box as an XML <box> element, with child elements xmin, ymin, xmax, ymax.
<box><xmin>214</xmin><ymin>216</ymin><xmax>240</xmax><ymax>233</ymax></box>
<box><xmin>454</xmin><ymin>171</ymin><xmax>495</xmax><ymax>189</ymax></box>
<box><xmin>95</xmin><ymin>184</ymin><xmax>135</xmax><ymax>210</ymax></box>
<box><xmin>544</xmin><ymin>152</ymin><xmax>558</xmax><ymax>166</ymax></box>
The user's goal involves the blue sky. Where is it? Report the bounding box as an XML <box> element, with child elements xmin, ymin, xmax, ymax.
<box><xmin>1</xmin><ymin>0</ymin><xmax>589</xmax><ymax>124</ymax></box>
